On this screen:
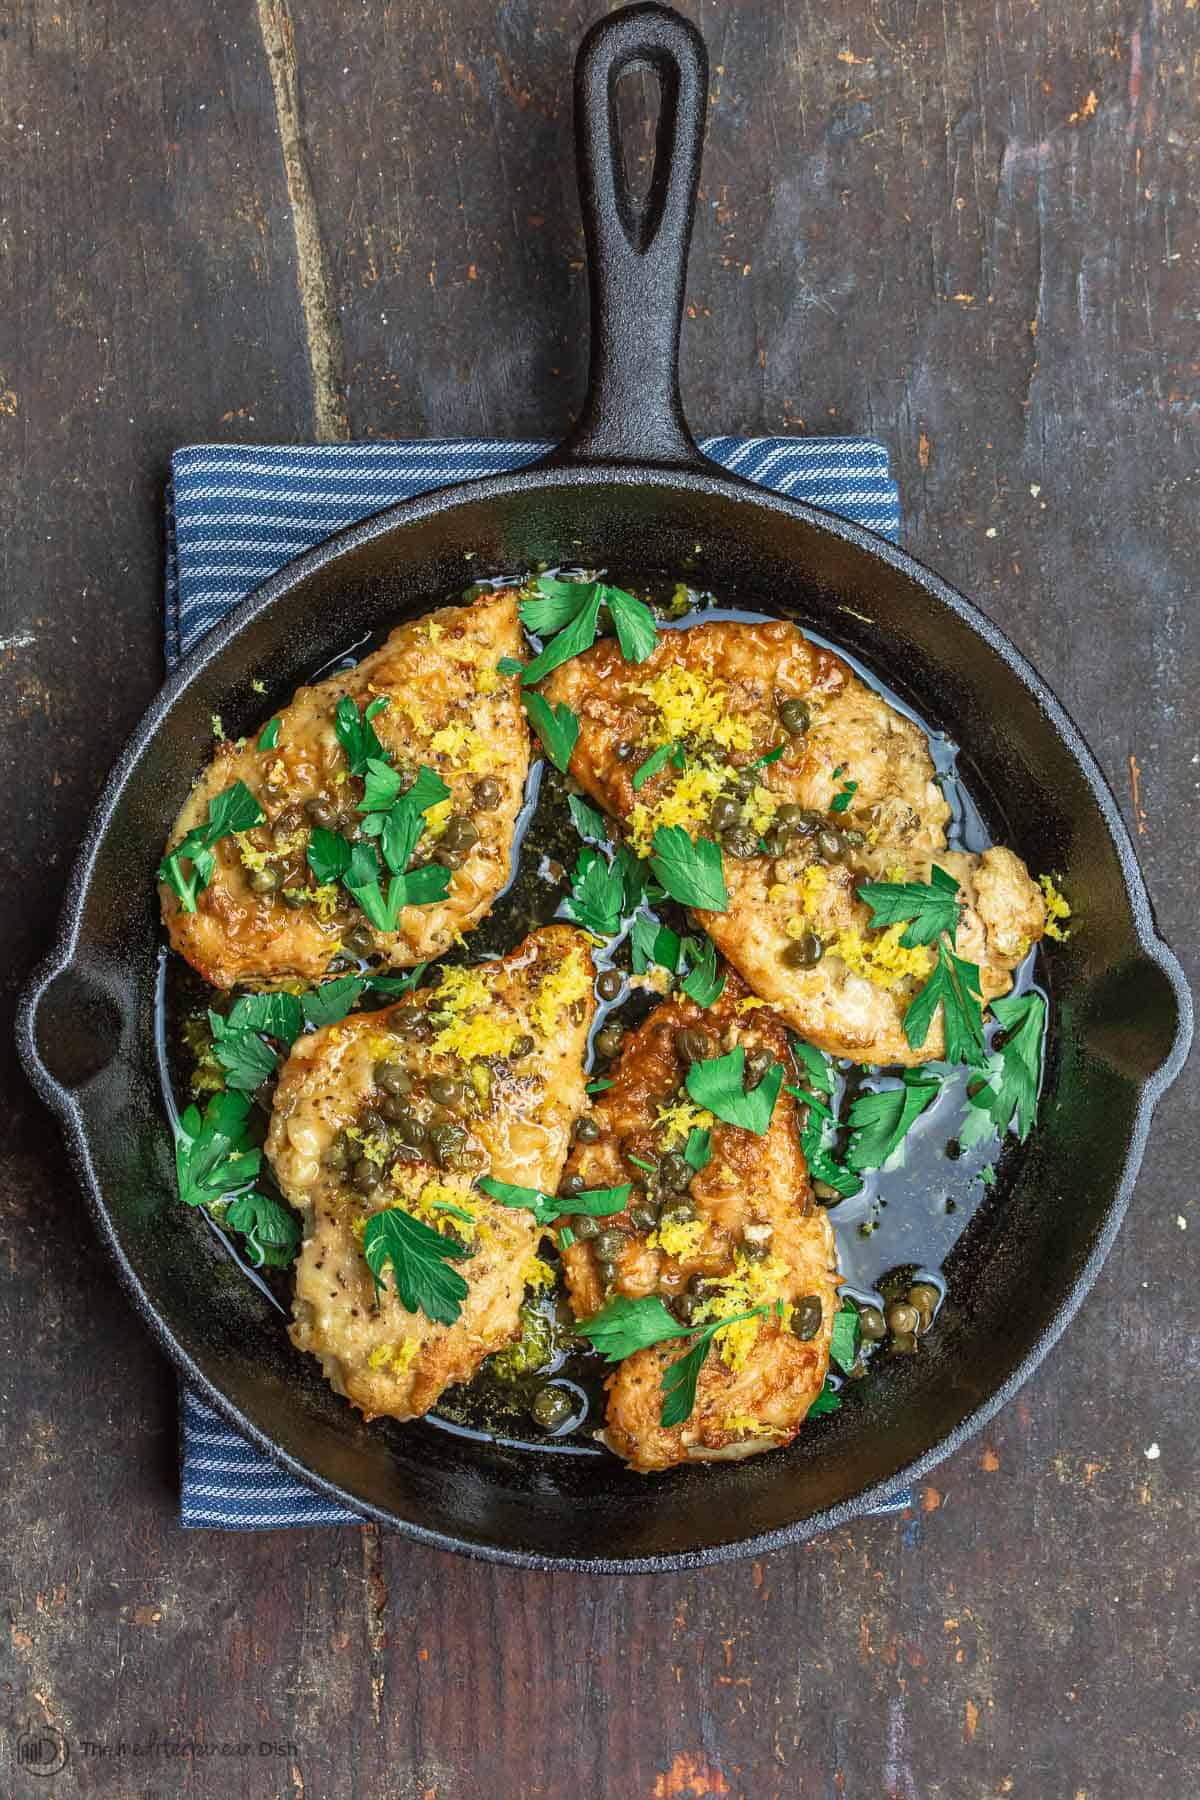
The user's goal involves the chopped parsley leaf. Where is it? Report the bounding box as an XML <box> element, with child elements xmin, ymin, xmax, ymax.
<box><xmin>158</xmin><ymin>780</ymin><xmax>265</xmax><ymax>912</ymax></box>
<box><xmin>223</xmin><ymin>1191</ymin><xmax>300</xmax><ymax>1269</ymax></box>
<box><xmin>829</xmin><ymin>1301</ymin><xmax>860</xmax><ymax>1374</ymax></box>
<box><xmin>679</xmin><ymin>934</ymin><xmax>725</xmax><ymax>1008</ymax></box>
<box><xmin>257</xmin><ymin>717</ymin><xmax>281</xmax><ymax>751</ymax></box>
<box><xmin>846</xmin><ymin>1070</ymin><xmax>941</xmax><ymax>1173</ymax></box>
<box><xmin>362</xmin><ymin>1207</ymin><xmax>471</xmax><ymax>1326</ymax></box>
<box><xmin>568</xmin><ymin>794</ymin><xmax>609</xmax><ymax>844</ymax></box>
<box><xmin>686</xmin><ymin>1044</ymin><xmax>784</xmax><ymax>1136</ymax></box>
<box><xmin>334</xmin><ymin>694</ymin><xmax>390</xmax><ymax>776</ymax></box>
<box><xmin>960</xmin><ymin>991</ymin><xmax>1046</xmax><ymax>1145</ymax></box>
<box><xmin>478</xmin><ymin>1176</ymin><xmax>630</xmax><ymax>1228</ymax></box>
<box><xmin>522</xmin><ymin>691</ymin><xmax>579</xmax><ymax>772</ymax></box>
<box><xmin>903</xmin><ymin>940</ymin><xmax>987</xmax><ymax>1067</ymax></box>
<box><xmin>563</xmin><ymin>845</ymin><xmax>625</xmax><ymax>938</ymax></box>
<box><xmin>649</xmin><ymin>826</ymin><xmax>728</xmax><ymax>912</ymax></box>
<box><xmin>631</xmin><ymin>741</ymin><xmax>680</xmax><ymax>792</ymax></box>
<box><xmin>630</xmin><ymin>912</ymin><xmax>682</xmax><ymax>975</ymax></box>
<box><xmin>174</xmin><ymin>1090</ymin><xmax>261</xmax><ymax>1211</ymax></box>
<box><xmin>856</xmin><ymin>864</ymin><xmax>962</xmax><ymax>947</ymax></box>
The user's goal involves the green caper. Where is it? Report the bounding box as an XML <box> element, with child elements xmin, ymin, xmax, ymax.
<box><xmin>722</xmin><ymin>825</ymin><xmax>760</xmax><ymax>859</ymax></box>
<box><xmin>709</xmin><ymin>795</ymin><xmax>741</xmax><ymax>834</ymax></box>
<box><xmin>740</xmin><ymin>1238</ymin><xmax>771</xmax><ymax>1261</ymax></box>
<box><xmin>429</xmin><ymin>1075</ymin><xmax>465</xmax><ymax>1108</ymax></box>
<box><xmin>659</xmin><ymin>1200</ymin><xmax>697</xmax><ymax>1230</ymax></box>
<box><xmin>778</xmin><ymin>697</ymin><xmax>811</xmax><ymax>735</ymax></box>
<box><xmin>430</xmin><ymin>1125</ymin><xmax>468</xmax><ymax>1167</ymax></box>
<box><xmin>375</xmin><ymin>1062</ymin><xmax>412</xmax><ymax>1096</ymax></box>
<box><xmin>791</xmin><ymin>1295</ymin><xmax>823</xmax><ymax>1340</ymax></box>
<box><xmin>886</xmin><ymin>1302</ymin><xmax>920</xmax><ymax>1336</ymax></box>
<box><xmin>675</xmin><ymin>1026</ymin><xmax>712</xmax><ymax>1065</ymax></box>
<box><xmin>345</xmin><ymin>924</ymin><xmax>376</xmax><ymax>957</ymax></box>
<box><xmin>352</xmin><ymin>1158</ymin><xmax>380</xmax><ymax>1192</ymax></box>
<box><xmin>744</xmin><ymin>1047</ymin><xmax>774</xmax><ymax>1088</ymax></box>
<box><xmin>671</xmin><ymin>1292</ymin><xmax>699</xmax><ymax>1324</ymax></box>
<box><xmin>305</xmin><ymin>796</ymin><xmax>338</xmax><ymax>828</ymax></box>
<box><xmin>596</xmin><ymin>1256</ymin><xmax>617</xmax><ymax>1286</ymax></box>
<box><xmin>530</xmin><ymin>1383</ymin><xmax>575</xmax><ymax>1431</ymax></box>
<box><xmin>687</xmin><ymin>1273</ymin><xmax>715</xmax><ymax>1298</ymax></box>
<box><xmin>247</xmin><ymin>867</ymin><xmax>280</xmax><ymax>895</ymax></box>
<box><xmin>661</xmin><ymin>1153</ymin><xmax>693</xmax><ymax>1192</ymax></box>
<box><xmin>273</xmin><ymin>807</ymin><xmax>302</xmax><ymax>840</ymax></box>
<box><xmin>596</xmin><ymin>967</ymin><xmax>623</xmax><ymax>1002</ymax></box>
<box><xmin>392</xmin><ymin>1006</ymin><xmax>431</xmax><ymax>1041</ymax></box>
<box><xmin>842</xmin><ymin>828</ymin><xmax>867</xmax><ymax>847</ymax></box>
<box><xmin>396</xmin><ymin>1117</ymin><xmax>428</xmax><ymax>1150</ymax></box>
<box><xmin>571</xmin><ymin>1212</ymin><xmax>600</xmax><ymax>1239</ymax></box>
<box><xmin>775</xmin><ymin>803</ymin><xmax>808</xmax><ymax>829</ymax></box>
<box><xmin>559</xmin><ymin>1170</ymin><xmax>586</xmax><ymax>1198</ymax></box>
<box><xmin>761</xmin><ymin>828</ymin><xmax>790</xmax><ymax>857</ymax></box>
<box><xmin>472</xmin><ymin>777</ymin><xmax>502</xmax><ymax>811</ymax></box>
<box><xmin>281</xmin><ymin>887</ymin><xmax>308</xmax><ymax>909</ymax></box>
<box><xmin>574</xmin><ymin>1116</ymin><xmax>601</xmax><ymax>1144</ymax></box>
<box><xmin>435</xmin><ymin>845</ymin><xmax>466</xmax><ymax>870</ymax></box>
<box><xmin>812</xmin><ymin>1180</ymin><xmax>844</xmax><ymax>1204</ymax></box>
<box><xmin>441</xmin><ymin>815</ymin><xmax>480</xmax><ymax>854</ymax></box>
<box><xmin>817</xmin><ymin>828</ymin><xmax>846</xmax><ymax>862</ymax></box>
<box><xmin>593</xmin><ymin>1228</ymin><xmax>628</xmax><ymax>1260</ymax></box>
<box><xmin>378</xmin><ymin>1096</ymin><xmax>410</xmax><ymax>1124</ymax></box>
<box><xmin>909</xmin><ymin>1281</ymin><xmax>941</xmax><ymax>1322</ymax></box>
<box><xmin>858</xmin><ymin>1305</ymin><xmax>887</xmax><ymax>1341</ymax></box>
<box><xmin>629</xmin><ymin>1204</ymin><xmax>658</xmax><ymax>1233</ymax></box>
<box><xmin>511</xmin><ymin>1033</ymin><xmax>534</xmax><ymax>1060</ymax></box>
<box><xmin>321</xmin><ymin>1136</ymin><xmax>351</xmax><ymax>1171</ymax></box>
<box><xmin>782</xmin><ymin>933</ymin><xmax>824</xmax><ymax>969</ymax></box>
<box><xmin>360</xmin><ymin>1107</ymin><xmax>386</xmax><ymax>1134</ymax></box>
<box><xmin>595</xmin><ymin>1023</ymin><xmax>625</xmax><ymax>1059</ymax></box>
<box><xmin>326</xmin><ymin>953</ymin><xmax>354</xmax><ymax>971</ymax></box>
<box><xmin>891</xmin><ymin>1331</ymin><xmax>918</xmax><ymax>1355</ymax></box>
<box><xmin>615</xmin><ymin>741</ymin><xmax>635</xmax><ymax>761</ymax></box>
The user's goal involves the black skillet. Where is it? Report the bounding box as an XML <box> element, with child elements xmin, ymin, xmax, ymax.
<box><xmin>17</xmin><ymin>2</ymin><xmax>1191</xmax><ymax>1569</ymax></box>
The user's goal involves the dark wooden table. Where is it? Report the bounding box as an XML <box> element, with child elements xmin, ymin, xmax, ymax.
<box><xmin>3</xmin><ymin>2</ymin><xmax>1196</xmax><ymax>1795</ymax></box>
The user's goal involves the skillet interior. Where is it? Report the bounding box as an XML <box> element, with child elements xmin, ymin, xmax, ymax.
<box><xmin>24</xmin><ymin>467</ymin><xmax>1190</xmax><ymax>1568</ymax></box>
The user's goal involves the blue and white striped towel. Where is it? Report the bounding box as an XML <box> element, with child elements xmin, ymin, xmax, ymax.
<box><xmin>168</xmin><ymin>434</ymin><xmax>909</xmax><ymax>1529</ymax></box>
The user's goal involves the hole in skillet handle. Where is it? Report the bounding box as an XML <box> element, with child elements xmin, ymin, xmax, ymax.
<box><xmin>544</xmin><ymin>2</ymin><xmax>712</xmax><ymax>472</ymax></box>
<box><xmin>18</xmin><ymin>953</ymin><xmax>126</xmax><ymax>1101</ymax></box>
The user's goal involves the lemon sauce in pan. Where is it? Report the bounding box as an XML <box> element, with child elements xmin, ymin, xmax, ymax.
<box><xmin>158</xmin><ymin>575</ymin><xmax>1048</xmax><ymax>1455</ymax></box>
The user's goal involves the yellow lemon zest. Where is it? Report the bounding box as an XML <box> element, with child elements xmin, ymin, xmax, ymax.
<box><xmin>633</xmin><ymin>664</ymin><xmax>754</xmax><ymax>753</ymax></box>
<box><xmin>653</xmin><ymin>1097</ymin><xmax>715</xmax><ymax>1148</ymax></box>
<box><xmin>279</xmin><ymin>882</ymin><xmax>340</xmax><ymax>921</ymax></box>
<box><xmin>736</xmin><ymin>996</ymin><xmax>769</xmax><ymax>1014</ymax></box>
<box><xmin>887</xmin><ymin>862</ymin><xmax>908</xmax><ymax>883</ymax></box>
<box><xmin>1038</xmin><ymin>873</ymin><xmax>1072</xmax><ymax>941</ymax></box>
<box><xmin>768</xmin><ymin>882</ymin><xmax>791</xmax><ymax>904</ymax></box>
<box><xmin>426</xmin><ymin>621</ymin><xmax>444</xmax><ymax>643</ymax></box>
<box><xmin>827</xmin><ymin>922</ymin><xmax>935</xmax><ymax>990</ymax></box>
<box><xmin>647</xmin><ymin>1215</ymin><xmax>708</xmax><ymax>1260</ymax></box>
<box><xmin>429</xmin><ymin>965</ymin><xmax>521</xmax><ymax>1061</ymax></box>
<box><xmin>747</xmin><ymin>783</ymin><xmax>778</xmax><ymax>833</ymax></box>
<box><xmin>522</xmin><ymin>1255</ymin><xmax>557</xmax><ymax>1293</ymax></box>
<box><xmin>627</xmin><ymin>761</ymin><xmax>727</xmax><ymax>855</ymax></box>
<box><xmin>367</xmin><ymin>1339</ymin><xmax>418</xmax><ymax>1374</ymax></box>
<box><xmin>719</xmin><ymin>1413</ymin><xmax>784</xmax><ymax>1439</ymax></box>
<box><xmin>423</xmin><ymin>797</ymin><xmax>454</xmax><ymax>839</ymax></box>
<box><xmin>475</xmin><ymin>667</ymin><xmax>501</xmax><ymax>696</ymax></box>
<box><xmin>530</xmin><ymin>943</ymin><xmax>592</xmax><ymax>1037</ymax></box>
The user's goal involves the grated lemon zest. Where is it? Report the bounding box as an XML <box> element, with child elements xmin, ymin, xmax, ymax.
<box><xmin>1038</xmin><ymin>873</ymin><xmax>1072</xmax><ymax>941</ymax></box>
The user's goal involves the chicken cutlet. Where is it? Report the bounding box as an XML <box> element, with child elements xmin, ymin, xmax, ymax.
<box><xmin>266</xmin><ymin>925</ymin><xmax>595</xmax><ymax>1421</ymax></box>
<box><xmin>543</xmin><ymin>618</ymin><xmax>1045</xmax><ymax>1064</ymax></box>
<box><xmin>558</xmin><ymin>978</ymin><xmax>841</xmax><ymax>1473</ymax></box>
<box><xmin>161</xmin><ymin>588</ymin><xmax>529</xmax><ymax>989</ymax></box>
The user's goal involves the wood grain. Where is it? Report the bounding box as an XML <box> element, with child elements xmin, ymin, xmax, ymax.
<box><xmin>2</xmin><ymin>0</ymin><xmax>1197</xmax><ymax>1795</ymax></box>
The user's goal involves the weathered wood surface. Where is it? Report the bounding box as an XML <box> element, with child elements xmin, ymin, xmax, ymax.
<box><xmin>2</xmin><ymin>0</ymin><xmax>1196</xmax><ymax>1794</ymax></box>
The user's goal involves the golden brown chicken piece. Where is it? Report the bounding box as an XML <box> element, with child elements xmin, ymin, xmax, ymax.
<box><xmin>161</xmin><ymin>589</ymin><xmax>529</xmax><ymax>989</ymax></box>
<box><xmin>543</xmin><ymin>618</ymin><xmax>1045</xmax><ymax>1064</ymax></box>
<box><xmin>266</xmin><ymin>925</ymin><xmax>596</xmax><ymax>1421</ymax></box>
<box><xmin>559</xmin><ymin>977</ymin><xmax>841</xmax><ymax>1473</ymax></box>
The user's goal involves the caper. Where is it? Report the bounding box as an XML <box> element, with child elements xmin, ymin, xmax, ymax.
<box><xmin>441</xmin><ymin>815</ymin><xmax>480</xmax><ymax>854</ymax></box>
<box><xmin>812</xmin><ymin>1180</ymin><xmax>844</xmax><ymax>1204</ymax></box>
<box><xmin>360</xmin><ymin>1107</ymin><xmax>386</xmax><ymax>1134</ymax></box>
<box><xmin>722</xmin><ymin>825</ymin><xmax>760</xmax><ymax>859</ymax></box>
<box><xmin>760</xmin><ymin>828</ymin><xmax>789</xmax><ymax>857</ymax></box>
<box><xmin>709</xmin><ymin>795</ymin><xmax>740</xmax><ymax>834</ymax></box>
<box><xmin>595</xmin><ymin>1023</ymin><xmax>625</xmax><ymax>1059</ymax></box>
<box><xmin>596</xmin><ymin>1256</ymin><xmax>617</xmax><ymax>1286</ymax></box>
<box><xmin>530</xmin><ymin>1384</ymin><xmax>575</xmax><ymax>1432</ymax></box>
<box><xmin>740</xmin><ymin>1238</ymin><xmax>770</xmax><ymax>1261</ymax></box>
<box><xmin>891</xmin><ymin>1331</ymin><xmax>918</xmax><ymax>1355</ymax></box>
<box><xmin>842</xmin><ymin>828</ymin><xmax>867</xmax><ymax>847</ymax></box>
<box><xmin>909</xmin><ymin>1281</ymin><xmax>941</xmax><ymax>1320</ymax></box>
<box><xmin>273</xmin><ymin>807</ymin><xmax>302</xmax><ymax>839</ymax></box>
<box><xmin>326</xmin><ymin>953</ymin><xmax>354</xmax><ymax>971</ymax></box>
<box><xmin>744</xmin><ymin>1047</ymin><xmax>774</xmax><ymax>1088</ymax></box>
<box><xmin>430</xmin><ymin>1124</ymin><xmax>468</xmax><ymax>1167</ymax></box>
<box><xmin>345</xmin><ymin>924</ymin><xmax>376</xmax><ymax>957</ymax></box>
<box><xmin>594</xmin><ymin>1228</ymin><xmax>628</xmax><ymax>1260</ymax></box>
<box><xmin>396</xmin><ymin>1117</ymin><xmax>428</xmax><ymax>1149</ymax></box>
<box><xmin>596</xmin><ymin>967</ymin><xmax>622</xmax><ymax>1002</ymax></box>
<box><xmin>775</xmin><ymin>803</ymin><xmax>808</xmax><ymax>829</ymax></box>
<box><xmin>559</xmin><ymin>1170</ymin><xmax>586</xmax><ymax>1198</ymax></box>
<box><xmin>659</xmin><ymin>1200</ymin><xmax>697</xmax><ymax>1230</ymax></box>
<box><xmin>687</xmin><ymin>1273</ymin><xmax>715</xmax><ymax>1298</ymax></box>
<box><xmin>352</xmin><ymin>1158</ymin><xmax>380</xmax><ymax>1192</ymax></box>
<box><xmin>375</xmin><ymin>1061</ymin><xmax>412</xmax><ymax>1096</ymax></box>
<box><xmin>782</xmin><ymin>933</ymin><xmax>824</xmax><ymax>969</ymax></box>
<box><xmin>281</xmin><ymin>887</ymin><xmax>307</xmax><ymax>909</ymax></box>
<box><xmin>574</xmin><ymin>1116</ymin><xmax>601</xmax><ymax>1144</ymax></box>
<box><xmin>435</xmin><ymin>845</ymin><xmax>466</xmax><ymax>869</ymax></box>
<box><xmin>791</xmin><ymin>1295</ymin><xmax>823</xmax><ymax>1340</ymax></box>
<box><xmin>615</xmin><ymin>740</ymin><xmax>635</xmax><ymax>761</ymax></box>
<box><xmin>472</xmin><ymin>777</ymin><xmax>502</xmax><ymax>811</ymax></box>
<box><xmin>629</xmin><ymin>1204</ymin><xmax>658</xmax><ymax>1233</ymax></box>
<box><xmin>661</xmin><ymin>1153</ymin><xmax>693</xmax><ymax>1192</ymax></box>
<box><xmin>886</xmin><ymin>1302</ymin><xmax>921</xmax><ymax>1336</ymax></box>
<box><xmin>393</xmin><ymin>1006</ymin><xmax>430</xmax><ymax>1041</ymax></box>
<box><xmin>817</xmin><ymin>828</ymin><xmax>847</xmax><ymax>862</ymax></box>
<box><xmin>429</xmin><ymin>1075</ymin><xmax>465</xmax><ymax>1108</ymax></box>
<box><xmin>378</xmin><ymin>1095</ymin><xmax>410</xmax><ymax>1124</ymax></box>
<box><xmin>511</xmin><ymin>1034</ymin><xmax>534</xmax><ymax>1060</ymax></box>
<box><xmin>858</xmin><ymin>1305</ymin><xmax>887</xmax><ymax>1341</ymax></box>
<box><xmin>321</xmin><ymin>1136</ymin><xmax>350</xmax><ymax>1170</ymax></box>
<box><xmin>247</xmin><ymin>866</ymin><xmax>280</xmax><ymax>895</ymax></box>
<box><xmin>778</xmin><ymin>697</ymin><xmax>811</xmax><ymax>735</ymax></box>
<box><xmin>671</xmin><ymin>1293</ymin><xmax>699</xmax><ymax>1324</ymax></box>
<box><xmin>305</xmin><ymin>796</ymin><xmax>338</xmax><ymax>828</ymax></box>
<box><xmin>571</xmin><ymin>1212</ymin><xmax>600</xmax><ymax>1239</ymax></box>
<box><xmin>675</xmin><ymin>1026</ymin><xmax>712</xmax><ymax>1065</ymax></box>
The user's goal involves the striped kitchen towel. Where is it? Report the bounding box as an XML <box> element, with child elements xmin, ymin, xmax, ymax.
<box><xmin>168</xmin><ymin>434</ymin><xmax>909</xmax><ymax>1529</ymax></box>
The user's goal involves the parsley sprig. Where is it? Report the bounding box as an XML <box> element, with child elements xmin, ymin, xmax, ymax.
<box><xmin>573</xmin><ymin>1294</ymin><xmax>775</xmax><ymax>1428</ymax></box>
<box><xmin>172</xmin><ymin>1089</ymin><xmax>298</xmax><ymax>1269</ymax></box>
<box><xmin>959</xmin><ymin>991</ymin><xmax>1046</xmax><ymax>1146</ymax></box>
<box><xmin>362</xmin><ymin>1207</ymin><xmax>471</xmax><ymax>1326</ymax></box>
<box><xmin>856</xmin><ymin>866</ymin><xmax>987</xmax><ymax>1065</ymax></box>
<box><xmin>846</xmin><ymin>1070</ymin><xmax>941</xmax><ymax>1173</ymax></box>
<box><xmin>159</xmin><ymin>780</ymin><xmax>265</xmax><ymax>912</ymax></box>
<box><xmin>518</xmin><ymin>575</ymin><xmax>659</xmax><ymax>682</ymax></box>
<box><xmin>649</xmin><ymin>826</ymin><xmax>729</xmax><ymax>912</ymax></box>
<box><xmin>686</xmin><ymin>1044</ymin><xmax>784</xmax><ymax>1136</ymax></box>
<box><xmin>478</xmin><ymin>1176</ymin><xmax>631</xmax><ymax>1228</ymax></box>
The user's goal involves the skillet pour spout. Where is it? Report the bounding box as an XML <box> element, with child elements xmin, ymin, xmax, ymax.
<box><xmin>16</xmin><ymin>1</ymin><xmax>1193</xmax><ymax>1570</ymax></box>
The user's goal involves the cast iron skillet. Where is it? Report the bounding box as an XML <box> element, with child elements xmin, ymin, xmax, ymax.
<box><xmin>18</xmin><ymin>3</ymin><xmax>1191</xmax><ymax>1569</ymax></box>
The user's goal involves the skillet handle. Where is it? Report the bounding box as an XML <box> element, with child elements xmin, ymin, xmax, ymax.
<box><xmin>544</xmin><ymin>3</ymin><xmax>710</xmax><ymax>471</ymax></box>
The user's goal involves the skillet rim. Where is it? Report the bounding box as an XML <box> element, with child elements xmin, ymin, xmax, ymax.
<box><xmin>17</xmin><ymin>461</ymin><xmax>1193</xmax><ymax>1570</ymax></box>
